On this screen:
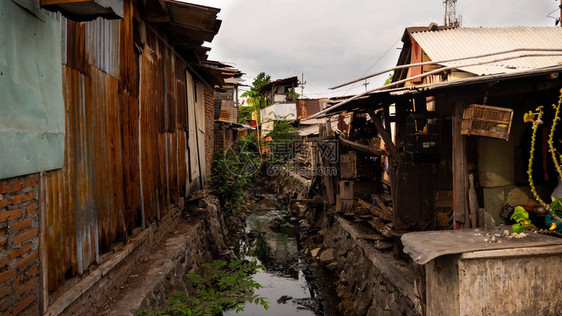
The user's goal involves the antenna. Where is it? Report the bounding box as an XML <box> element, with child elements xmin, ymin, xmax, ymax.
<box><xmin>300</xmin><ymin>73</ymin><xmax>306</xmax><ymax>98</ymax></box>
<box><xmin>443</xmin><ymin>0</ymin><xmax>461</xmax><ymax>28</ymax></box>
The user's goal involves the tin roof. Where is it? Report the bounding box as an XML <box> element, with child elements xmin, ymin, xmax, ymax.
<box><xmin>258</xmin><ymin>76</ymin><xmax>299</xmax><ymax>93</ymax></box>
<box><xmin>144</xmin><ymin>0</ymin><xmax>222</xmax><ymax>62</ymax></box>
<box><xmin>411</xmin><ymin>27</ymin><xmax>562</xmax><ymax>75</ymax></box>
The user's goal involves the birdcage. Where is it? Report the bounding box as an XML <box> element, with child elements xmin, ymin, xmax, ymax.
<box><xmin>461</xmin><ymin>104</ymin><xmax>513</xmax><ymax>140</ymax></box>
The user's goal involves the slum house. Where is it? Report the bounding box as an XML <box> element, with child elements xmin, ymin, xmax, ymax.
<box><xmin>211</xmin><ymin>63</ymin><xmax>254</xmax><ymax>153</ymax></box>
<box><xmin>0</xmin><ymin>0</ymin><xmax>238</xmax><ymax>314</ymax></box>
<box><xmin>259</xmin><ymin>76</ymin><xmax>299</xmax><ymax>137</ymax></box>
<box><xmin>303</xmin><ymin>26</ymin><xmax>562</xmax><ymax>315</ymax></box>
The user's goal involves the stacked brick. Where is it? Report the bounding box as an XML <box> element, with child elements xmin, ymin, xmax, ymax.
<box><xmin>204</xmin><ymin>86</ymin><xmax>216</xmax><ymax>176</ymax></box>
<box><xmin>0</xmin><ymin>174</ymin><xmax>40</xmax><ymax>315</ymax></box>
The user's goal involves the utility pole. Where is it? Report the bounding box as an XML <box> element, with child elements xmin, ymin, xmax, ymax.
<box><xmin>300</xmin><ymin>73</ymin><xmax>306</xmax><ymax>98</ymax></box>
<box><xmin>363</xmin><ymin>80</ymin><xmax>369</xmax><ymax>91</ymax></box>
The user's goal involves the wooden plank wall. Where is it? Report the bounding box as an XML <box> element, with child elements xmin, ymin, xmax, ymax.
<box><xmin>42</xmin><ymin>0</ymin><xmax>196</xmax><ymax>299</ymax></box>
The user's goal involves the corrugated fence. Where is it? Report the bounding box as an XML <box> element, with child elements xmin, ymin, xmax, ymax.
<box><xmin>42</xmin><ymin>0</ymin><xmax>196</xmax><ymax>300</ymax></box>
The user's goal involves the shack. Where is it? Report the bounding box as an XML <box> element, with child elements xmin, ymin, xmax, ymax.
<box><xmin>298</xmin><ymin>25</ymin><xmax>562</xmax><ymax>315</ymax></box>
<box><xmin>313</xmin><ymin>26</ymin><xmax>562</xmax><ymax>232</ymax></box>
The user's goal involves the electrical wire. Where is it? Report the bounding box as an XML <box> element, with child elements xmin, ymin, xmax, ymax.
<box><xmin>342</xmin><ymin>38</ymin><xmax>401</xmax><ymax>96</ymax></box>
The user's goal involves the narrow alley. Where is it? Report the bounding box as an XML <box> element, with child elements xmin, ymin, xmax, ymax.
<box><xmin>1</xmin><ymin>0</ymin><xmax>562</xmax><ymax>315</ymax></box>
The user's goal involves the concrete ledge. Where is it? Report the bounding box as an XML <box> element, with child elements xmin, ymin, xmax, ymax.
<box><xmin>46</xmin><ymin>229</ymin><xmax>151</xmax><ymax>316</ymax></box>
<box><xmin>100</xmin><ymin>219</ymin><xmax>213</xmax><ymax>315</ymax></box>
<box><xmin>46</xmin><ymin>201</ymin><xmax>184</xmax><ymax>316</ymax></box>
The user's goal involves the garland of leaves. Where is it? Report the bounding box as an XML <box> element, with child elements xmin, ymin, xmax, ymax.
<box><xmin>517</xmin><ymin>89</ymin><xmax>562</xmax><ymax>235</ymax></box>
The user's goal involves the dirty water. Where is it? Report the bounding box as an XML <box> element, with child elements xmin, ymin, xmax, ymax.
<box><xmin>224</xmin><ymin>193</ymin><xmax>322</xmax><ymax>316</ymax></box>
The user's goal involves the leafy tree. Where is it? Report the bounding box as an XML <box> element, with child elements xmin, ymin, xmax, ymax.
<box><xmin>240</xmin><ymin>72</ymin><xmax>271</xmax><ymax>110</ymax></box>
<box><xmin>238</xmin><ymin>104</ymin><xmax>255</xmax><ymax>124</ymax></box>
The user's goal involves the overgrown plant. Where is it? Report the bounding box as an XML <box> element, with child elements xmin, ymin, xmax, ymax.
<box><xmin>518</xmin><ymin>89</ymin><xmax>562</xmax><ymax>235</ymax></box>
<box><xmin>138</xmin><ymin>260</ymin><xmax>268</xmax><ymax>316</ymax></box>
<box><xmin>209</xmin><ymin>151</ymin><xmax>252</xmax><ymax>216</ymax></box>
<box><xmin>210</xmin><ymin>134</ymin><xmax>262</xmax><ymax>216</ymax></box>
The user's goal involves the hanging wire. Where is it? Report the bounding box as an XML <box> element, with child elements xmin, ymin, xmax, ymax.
<box><xmin>343</xmin><ymin>38</ymin><xmax>401</xmax><ymax>96</ymax></box>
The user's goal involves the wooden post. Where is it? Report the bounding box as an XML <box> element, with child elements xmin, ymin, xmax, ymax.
<box><xmin>452</xmin><ymin>102</ymin><xmax>468</xmax><ymax>228</ymax></box>
<box><xmin>369</xmin><ymin>111</ymin><xmax>403</xmax><ymax>165</ymax></box>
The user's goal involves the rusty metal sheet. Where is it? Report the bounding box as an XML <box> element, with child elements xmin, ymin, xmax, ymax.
<box><xmin>86</xmin><ymin>17</ymin><xmax>120</xmax><ymax>78</ymax></box>
<box><xmin>43</xmin><ymin>0</ymin><xmax>197</xmax><ymax>298</ymax></box>
<box><xmin>402</xmin><ymin>225</ymin><xmax>562</xmax><ymax>265</ymax></box>
<box><xmin>0</xmin><ymin>0</ymin><xmax>64</xmax><ymax>179</ymax></box>
<box><xmin>297</xmin><ymin>99</ymin><xmax>321</xmax><ymax>119</ymax></box>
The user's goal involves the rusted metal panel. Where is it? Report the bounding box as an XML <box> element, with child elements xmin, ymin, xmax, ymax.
<box><xmin>297</xmin><ymin>99</ymin><xmax>321</xmax><ymax>119</ymax></box>
<box><xmin>43</xmin><ymin>0</ymin><xmax>196</xmax><ymax>299</ymax></box>
<box><xmin>218</xmin><ymin>100</ymin><xmax>237</xmax><ymax>123</ymax></box>
<box><xmin>65</xmin><ymin>19</ymin><xmax>90</xmax><ymax>74</ymax></box>
<box><xmin>139</xmin><ymin>37</ymin><xmax>162</xmax><ymax>223</ymax></box>
<box><xmin>85</xmin><ymin>17</ymin><xmax>120</xmax><ymax>77</ymax></box>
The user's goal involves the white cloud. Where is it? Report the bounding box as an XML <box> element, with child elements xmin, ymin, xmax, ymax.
<box><xmin>185</xmin><ymin>0</ymin><xmax>560</xmax><ymax>97</ymax></box>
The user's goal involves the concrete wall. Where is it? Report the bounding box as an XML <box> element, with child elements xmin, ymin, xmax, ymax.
<box><xmin>478</xmin><ymin>108</ymin><xmax>536</xmax><ymax>222</ymax></box>
<box><xmin>425</xmin><ymin>246</ymin><xmax>562</xmax><ymax>316</ymax></box>
<box><xmin>0</xmin><ymin>174</ymin><xmax>40</xmax><ymax>315</ymax></box>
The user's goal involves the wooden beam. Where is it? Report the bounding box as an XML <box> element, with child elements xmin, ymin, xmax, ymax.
<box><xmin>41</xmin><ymin>0</ymin><xmax>91</xmax><ymax>4</ymax></box>
<box><xmin>368</xmin><ymin>111</ymin><xmax>403</xmax><ymax>165</ymax></box>
<box><xmin>338</xmin><ymin>135</ymin><xmax>384</xmax><ymax>155</ymax></box>
<box><xmin>452</xmin><ymin>102</ymin><xmax>468</xmax><ymax>226</ymax></box>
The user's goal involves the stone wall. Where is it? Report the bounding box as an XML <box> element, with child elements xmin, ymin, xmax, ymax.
<box><xmin>275</xmin><ymin>170</ymin><xmax>421</xmax><ymax>316</ymax></box>
<box><xmin>320</xmin><ymin>217</ymin><xmax>422</xmax><ymax>316</ymax></box>
<box><xmin>0</xmin><ymin>174</ymin><xmax>40</xmax><ymax>316</ymax></box>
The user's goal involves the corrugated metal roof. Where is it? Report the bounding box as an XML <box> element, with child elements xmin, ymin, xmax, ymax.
<box><xmin>411</xmin><ymin>27</ymin><xmax>562</xmax><ymax>75</ymax></box>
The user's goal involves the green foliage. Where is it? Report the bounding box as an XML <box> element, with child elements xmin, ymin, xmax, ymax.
<box><xmin>241</xmin><ymin>72</ymin><xmax>271</xmax><ymax>110</ymax></box>
<box><xmin>287</xmin><ymin>88</ymin><xmax>300</xmax><ymax>100</ymax></box>
<box><xmin>511</xmin><ymin>206</ymin><xmax>536</xmax><ymax>233</ymax></box>
<box><xmin>384</xmin><ymin>72</ymin><xmax>394</xmax><ymax>86</ymax></box>
<box><xmin>550</xmin><ymin>198</ymin><xmax>562</xmax><ymax>212</ymax></box>
<box><xmin>524</xmin><ymin>91</ymin><xmax>562</xmax><ymax>233</ymax></box>
<box><xmin>238</xmin><ymin>105</ymin><xmax>255</xmax><ymax>124</ymax></box>
<box><xmin>139</xmin><ymin>260</ymin><xmax>268</xmax><ymax>316</ymax></box>
<box><xmin>264</xmin><ymin>114</ymin><xmax>297</xmax><ymax>142</ymax></box>
<box><xmin>209</xmin><ymin>151</ymin><xmax>253</xmax><ymax>215</ymax></box>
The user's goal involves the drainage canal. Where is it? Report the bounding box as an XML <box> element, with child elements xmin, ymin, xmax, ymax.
<box><xmin>224</xmin><ymin>192</ymin><xmax>324</xmax><ymax>316</ymax></box>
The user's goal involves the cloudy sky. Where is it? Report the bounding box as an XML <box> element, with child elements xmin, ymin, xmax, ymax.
<box><xmin>185</xmin><ymin>0</ymin><xmax>560</xmax><ymax>98</ymax></box>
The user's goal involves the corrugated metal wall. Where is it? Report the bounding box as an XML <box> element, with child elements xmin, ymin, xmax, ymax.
<box><xmin>42</xmin><ymin>0</ymin><xmax>195</xmax><ymax>298</ymax></box>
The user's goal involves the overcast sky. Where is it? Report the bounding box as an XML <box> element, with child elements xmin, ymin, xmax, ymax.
<box><xmin>184</xmin><ymin>0</ymin><xmax>560</xmax><ymax>98</ymax></box>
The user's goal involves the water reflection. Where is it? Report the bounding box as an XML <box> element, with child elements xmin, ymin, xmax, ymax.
<box><xmin>224</xmin><ymin>194</ymin><xmax>320</xmax><ymax>316</ymax></box>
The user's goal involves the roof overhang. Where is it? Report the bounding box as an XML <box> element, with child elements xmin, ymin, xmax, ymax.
<box><xmin>258</xmin><ymin>76</ymin><xmax>299</xmax><ymax>93</ymax></box>
<box><xmin>312</xmin><ymin>65</ymin><xmax>562</xmax><ymax>119</ymax></box>
<box><xmin>41</xmin><ymin>0</ymin><xmax>123</xmax><ymax>21</ymax></box>
<box><xmin>143</xmin><ymin>0</ymin><xmax>221</xmax><ymax>63</ymax></box>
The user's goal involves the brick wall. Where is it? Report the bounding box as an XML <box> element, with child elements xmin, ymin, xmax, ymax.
<box><xmin>0</xmin><ymin>174</ymin><xmax>40</xmax><ymax>315</ymax></box>
<box><xmin>204</xmin><ymin>86</ymin><xmax>215</xmax><ymax>177</ymax></box>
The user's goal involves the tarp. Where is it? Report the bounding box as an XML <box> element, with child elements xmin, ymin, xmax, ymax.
<box><xmin>0</xmin><ymin>1</ymin><xmax>64</xmax><ymax>179</ymax></box>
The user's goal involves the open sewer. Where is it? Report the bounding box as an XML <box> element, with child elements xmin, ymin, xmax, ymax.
<box><xmin>224</xmin><ymin>193</ymin><xmax>325</xmax><ymax>316</ymax></box>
